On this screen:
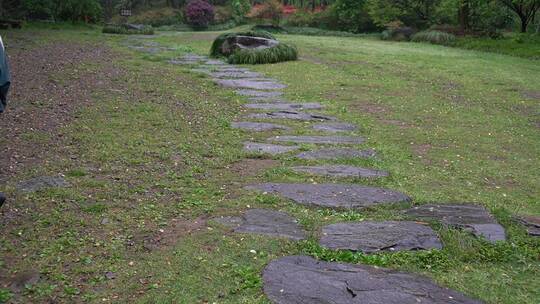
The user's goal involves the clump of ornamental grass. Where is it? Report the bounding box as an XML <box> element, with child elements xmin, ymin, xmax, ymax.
<box><xmin>227</xmin><ymin>42</ymin><xmax>298</xmax><ymax>64</ymax></box>
<box><xmin>411</xmin><ymin>30</ymin><xmax>456</xmax><ymax>45</ymax></box>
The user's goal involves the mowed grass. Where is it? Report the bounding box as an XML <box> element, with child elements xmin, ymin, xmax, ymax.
<box><xmin>0</xmin><ymin>26</ymin><xmax>538</xmax><ymax>304</ymax></box>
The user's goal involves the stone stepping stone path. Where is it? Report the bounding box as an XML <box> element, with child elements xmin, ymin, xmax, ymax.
<box><xmin>290</xmin><ymin>165</ymin><xmax>388</xmax><ymax>178</ymax></box>
<box><xmin>236</xmin><ymin>89</ymin><xmax>283</xmax><ymax>98</ymax></box>
<box><xmin>243</xmin><ymin>142</ymin><xmax>299</xmax><ymax>155</ymax></box>
<box><xmin>244</xmin><ymin>102</ymin><xmax>324</xmax><ymax>111</ymax></box>
<box><xmin>405</xmin><ymin>204</ymin><xmax>506</xmax><ymax>243</ymax></box>
<box><xmin>269</xmin><ymin>135</ymin><xmax>365</xmax><ymax>145</ymax></box>
<box><xmin>517</xmin><ymin>215</ymin><xmax>540</xmax><ymax>236</ymax></box>
<box><xmin>232</xmin><ymin>122</ymin><xmax>290</xmax><ymax>132</ymax></box>
<box><xmin>213</xmin><ymin>209</ymin><xmax>306</xmax><ymax>241</ymax></box>
<box><xmin>164</xmin><ymin>51</ymin><xmax>499</xmax><ymax>303</ymax></box>
<box><xmin>296</xmin><ymin>148</ymin><xmax>376</xmax><ymax>160</ymax></box>
<box><xmin>313</xmin><ymin>122</ymin><xmax>357</xmax><ymax>133</ymax></box>
<box><xmin>320</xmin><ymin>221</ymin><xmax>442</xmax><ymax>253</ymax></box>
<box><xmin>215</xmin><ymin>79</ymin><xmax>287</xmax><ymax>90</ymax></box>
<box><xmin>263</xmin><ymin>256</ymin><xmax>483</xmax><ymax>304</ymax></box>
<box><xmin>246</xmin><ymin>183</ymin><xmax>410</xmax><ymax>209</ymax></box>
<box><xmin>17</xmin><ymin>176</ymin><xmax>69</xmax><ymax>193</ymax></box>
<box><xmin>247</xmin><ymin>111</ymin><xmax>336</xmax><ymax>121</ymax></box>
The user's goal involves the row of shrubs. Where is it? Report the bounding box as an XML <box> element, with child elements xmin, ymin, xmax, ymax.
<box><xmin>102</xmin><ymin>24</ymin><xmax>154</xmax><ymax>35</ymax></box>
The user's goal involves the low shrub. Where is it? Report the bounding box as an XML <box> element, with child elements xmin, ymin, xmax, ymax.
<box><xmin>127</xmin><ymin>7</ymin><xmax>182</xmax><ymax>27</ymax></box>
<box><xmin>210</xmin><ymin>31</ymin><xmax>276</xmax><ymax>57</ymax></box>
<box><xmin>102</xmin><ymin>24</ymin><xmax>154</xmax><ymax>35</ymax></box>
<box><xmin>227</xmin><ymin>42</ymin><xmax>298</xmax><ymax>64</ymax></box>
<box><xmin>251</xmin><ymin>24</ymin><xmax>286</xmax><ymax>33</ymax></box>
<box><xmin>185</xmin><ymin>0</ymin><xmax>215</xmax><ymax>29</ymax></box>
<box><xmin>214</xmin><ymin>5</ymin><xmax>233</xmax><ymax>24</ymax></box>
<box><xmin>411</xmin><ymin>30</ymin><xmax>456</xmax><ymax>45</ymax></box>
<box><xmin>283</xmin><ymin>26</ymin><xmax>363</xmax><ymax>37</ymax></box>
<box><xmin>247</xmin><ymin>0</ymin><xmax>283</xmax><ymax>25</ymax></box>
<box><xmin>380</xmin><ymin>23</ymin><xmax>416</xmax><ymax>41</ymax></box>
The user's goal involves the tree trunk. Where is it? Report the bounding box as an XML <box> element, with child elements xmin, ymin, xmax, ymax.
<box><xmin>521</xmin><ymin>16</ymin><xmax>528</xmax><ymax>32</ymax></box>
<box><xmin>458</xmin><ymin>0</ymin><xmax>470</xmax><ymax>32</ymax></box>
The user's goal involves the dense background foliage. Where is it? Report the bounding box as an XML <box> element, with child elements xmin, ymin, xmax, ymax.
<box><xmin>0</xmin><ymin>0</ymin><xmax>538</xmax><ymax>34</ymax></box>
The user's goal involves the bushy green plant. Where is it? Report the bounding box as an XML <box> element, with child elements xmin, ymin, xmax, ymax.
<box><xmin>411</xmin><ymin>30</ymin><xmax>456</xmax><ymax>45</ymax></box>
<box><xmin>102</xmin><ymin>25</ymin><xmax>154</xmax><ymax>35</ymax></box>
<box><xmin>227</xmin><ymin>43</ymin><xmax>298</xmax><ymax>64</ymax></box>
<box><xmin>329</xmin><ymin>0</ymin><xmax>377</xmax><ymax>33</ymax></box>
<box><xmin>210</xmin><ymin>31</ymin><xmax>276</xmax><ymax>57</ymax></box>
<box><xmin>251</xmin><ymin>24</ymin><xmax>286</xmax><ymax>33</ymax></box>
<box><xmin>23</xmin><ymin>0</ymin><xmax>102</xmax><ymax>22</ymax></box>
<box><xmin>232</xmin><ymin>0</ymin><xmax>251</xmax><ymax>23</ymax></box>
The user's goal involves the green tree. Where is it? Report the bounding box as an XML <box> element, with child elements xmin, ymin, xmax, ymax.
<box><xmin>367</xmin><ymin>0</ymin><xmax>441</xmax><ymax>28</ymax></box>
<box><xmin>330</xmin><ymin>0</ymin><xmax>375</xmax><ymax>32</ymax></box>
<box><xmin>497</xmin><ymin>0</ymin><xmax>540</xmax><ymax>32</ymax></box>
<box><xmin>232</xmin><ymin>0</ymin><xmax>251</xmax><ymax>23</ymax></box>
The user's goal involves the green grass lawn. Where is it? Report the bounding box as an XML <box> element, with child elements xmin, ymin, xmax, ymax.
<box><xmin>0</xmin><ymin>26</ymin><xmax>538</xmax><ymax>303</ymax></box>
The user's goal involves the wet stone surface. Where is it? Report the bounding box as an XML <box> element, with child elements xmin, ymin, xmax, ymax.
<box><xmin>246</xmin><ymin>183</ymin><xmax>410</xmax><ymax>209</ymax></box>
<box><xmin>17</xmin><ymin>176</ymin><xmax>70</xmax><ymax>193</ymax></box>
<box><xmin>313</xmin><ymin>122</ymin><xmax>358</xmax><ymax>133</ymax></box>
<box><xmin>210</xmin><ymin>71</ymin><xmax>263</xmax><ymax>79</ymax></box>
<box><xmin>215</xmin><ymin>79</ymin><xmax>287</xmax><ymax>90</ymax></box>
<box><xmin>270</xmin><ymin>135</ymin><xmax>365</xmax><ymax>145</ymax></box>
<box><xmin>320</xmin><ymin>221</ymin><xmax>442</xmax><ymax>253</ymax></box>
<box><xmin>263</xmin><ymin>256</ymin><xmax>483</xmax><ymax>304</ymax></box>
<box><xmin>296</xmin><ymin>148</ymin><xmax>376</xmax><ymax>160</ymax></box>
<box><xmin>244</xmin><ymin>103</ymin><xmax>324</xmax><ymax>111</ymax></box>
<box><xmin>290</xmin><ymin>165</ymin><xmax>388</xmax><ymax>178</ymax></box>
<box><xmin>214</xmin><ymin>209</ymin><xmax>306</xmax><ymax>240</ymax></box>
<box><xmin>405</xmin><ymin>204</ymin><xmax>506</xmax><ymax>243</ymax></box>
<box><xmin>247</xmin><ymin>111</ymin><xmax>336</xmax><ymax>121</ymax></box>
<box><xmin>243</xmin><ymin>142</ymin><xmax>299</xmax><ymax>155</ymax></box>
<box><xmin>236</xmin><ymin>90</ymin><xmax>284</xmax><ymax>98</ymax></box>
<box><xmin>517</xmin><ymin>215</ymin><xmax>540</xmax><ymax>236</ymax></box>
<box><xmin>232</xmin><ymin>122</ymin><xmax>290</xmax><ymax>132</ymax></box>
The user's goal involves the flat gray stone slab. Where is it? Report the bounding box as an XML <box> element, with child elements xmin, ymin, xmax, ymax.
<box><xmin>205</xmin><ymin>59</ymin><xmax>227</xmax><ymax>65</ymax></box>
<box><xmin>297</xmin><ymin>148</ymin><xmax>376</xmax><ymax>160</ymax></box>
<box><xmin>244</xmin><ymin>103</ymin><xmax>324</xmax><ymax>111</ymax></box>
<box><xmin>263</xmin><ymin>256</ymin><xmax>483</xmax><ymax>304</ymax></box>
<box><xmin>215</xmin><ymin>79</ymin><xmax>286</xmax><ymax>90</ymax></box>
<box><xmin>245</xmin><ymin>183</ymin><xmax>410</xmax><ymax>209</ymax></box>
<box><xmin>270</xmin><ymin>135</ymin><xmax>364</xmax><ymax>145</ymax></box>
<box><xmin>247</xmin><ymin>111</ymin><xmax>336</xmax><ymax>121</ymax></box>
<box><xmin>243</xmin><ymin>142</ymin><xmax>299</xmax><ymax>155</ymax></box>
<box><xmin>17</xmin><ymin>176</ymin><xmax>70</xmax><ymax>193</ymax></box>
<box><xmin>210</xmin><ymin>71</ymin><xmax>263</xmax><ymax>79</ymax></box>
<box><xmin>517</xmin><ymin>215</ymin><xmax>540</xmax><ymax>236</ymax></box>
<box><xmin>290</xmin><ymin>165</ymin><xmax>388</xmax><ymax>178</ymax></box>
<box><xmin>236</xmin><ymin>90</ymin><xmax>283</xmax><ymax>98</ymax></box>
<box><xmin>405</xmin><ymin>204</ymin><xmax>506</xmax><ymax>243</ymax></box>
<box><xmin>247</xmin><ymin>97</ymin><xmax>290</xmax><ymax>103</ymax></box>
<box><xmin>313</xmin><ymin>122</ymin><xmax>357</xmax><ymax>133</ymax></box>
<box><xmin>215</xmin><ymin>209</ymin><xmax>306</xmax><ymax>240</ymax></box>
<box><xmin>320</xmin><ymin>221</ymin><xmax>442</xmax><ymax>253</ymax></box>
<box><xmin>232</xmin><ymin>122</ymin><xmax>290</xmax><ymax>132</ymax></box>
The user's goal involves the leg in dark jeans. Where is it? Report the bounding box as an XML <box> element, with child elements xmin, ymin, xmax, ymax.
<box><xmin>0</xmin><ymin>82</ymin><xmax>8</xmax><ymax>206</ymax></box>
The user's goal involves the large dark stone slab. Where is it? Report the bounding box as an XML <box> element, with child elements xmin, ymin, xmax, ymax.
<box><xmin>236</xmin><ymin>90</ymin><xmax>283</xmax><ymax>98</ymax></box>
<box><xmin>247</xmin><ymin>111</ymin><xmax>336</xmax><ymax>121</ymax></box>
<box><xmin>297</xmin><ymin>148</ymin><xmax>376</xmax><ymax>160</ymax></box>
<box><xmin>313</xmin><ymin>122</ymin><xmax>357</xmax><ymax>133</ymax></box>
<box><xmin>290</xmin><ymin>165</ymin><xmax>388</xmax><ymax>178</ymax></box>
<box><xmin>244</xmin><ymin>103</ymin><xmax>323</xmax><ymax>111</ymax></box>
<box><xmin>517</xmin><ymin>215</ymin><xmax>540</xmax><ymax>236</ymax></box>
<box><xmin>405</xmin><ymin>204</ymin><xmax>506</xmax><ymax>243</ymax></box>
<box><xmin>220</xmin><ymin>35</ymin><xmax>280</xmax><ymax>56</ymax></box>
<box><xmin>214</xmin><ymin>209</ymin><xmax>306</xmax><ymax>240</ymax></box>
<box><xmin>243</xmin><ymin>142</ymin><xmax>299</xmax><ymax>155</ymax></box>
<box><xmin>263</xmin><ymin>256</ymin><xmax>483</xmax><ymax>304</ymax></box>
<box><xmin>232</xmin><ymin>122</ymin><xmax>290</xmax><ymax>132</ymax></box>
<box><xmin>245</xmin><ymin>183</ymin><xmax>410</xmax><ymax>209</ymax></box>
<box><xmin>215</xmin><ymin>79</ymin><xmax>286</xmax><ymax>90</ymax></box>
<box><xmin>320</xmin><ymin>221</ymin><xmax>442</xmax><ymax>253</ymax></box>
<box><xmin>17</xmin><ymin>176</ymin><xmax>69</xmax><ymax>193</ymax></box>
<box><xmin>270</xmin><ymin>135</ymin><xmax>364</xmax><ymax>145</ymax></box>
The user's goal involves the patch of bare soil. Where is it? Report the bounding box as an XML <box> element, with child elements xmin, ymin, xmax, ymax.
<box><xmin>136</xmin><ymin>217</ymin><xmax>208</xmax><ymax>251</ymax></box>
<box><xmin>0</xmin><ymin>35</ymin><xmax>122</xmax><ymax>183</ymax></box>
<box><xmin>352</xmin><ymin>102</ymin><xmax>411</xmax><ymax>128</ymax></box>
<box><xmin>521</xmin><ymin>90</ymin><xmax>540</xmax><ymax>100</ymax></box>
<box><xmin>229</xmin><ymin>158</ymin><xmax>278</xmax><ymax>177</ymax></box>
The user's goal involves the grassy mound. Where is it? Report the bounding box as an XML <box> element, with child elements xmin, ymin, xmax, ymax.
<box><xmin>411</xmin><ymin>30</ymin><xmax>456</xmax><ymax>45</ymax></box>
<box><xmin>209</xmin><ymin>31</ymin><xmax>275</xmax><ymax>57</ymax></box>
<box><xmin>227</xmin><ymin>43</ymin><xmax>298</xmax><ymax>64</ymax></box>
<box><xmin>102</xmin><ymin>25</ymin><xmax>154</xmax><ymax>35</ymax></box>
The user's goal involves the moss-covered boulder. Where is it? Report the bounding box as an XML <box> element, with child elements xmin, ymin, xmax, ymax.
<box><xmin>210</xmin><ymin>31</ymin><xmax>297</xmax><ymax>64</ymax></box>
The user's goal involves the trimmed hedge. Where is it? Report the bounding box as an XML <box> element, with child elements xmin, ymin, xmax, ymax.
<box><xmin>228</xmin><ymin>43</ymin><xmax>298</xmax><ymax>64</ymax></box>
<box><xmin>411</xmin><ymin>30</ymin><xmax>456</xmax><ymax>45</ymax></box>
<box><xmin>210</xmin><ymin>31</ymin><xmax>276</xmax><ymax>57</ymax></box>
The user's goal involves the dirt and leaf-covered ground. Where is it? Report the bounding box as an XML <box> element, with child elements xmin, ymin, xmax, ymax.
<box><xmin>0</xmin><ymin>25</ymin><xmax>539</xmax><ymax>303</ymax></box>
